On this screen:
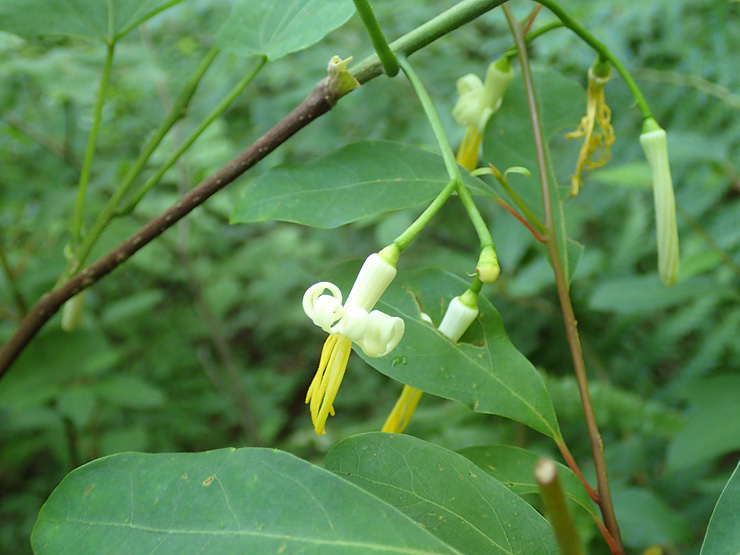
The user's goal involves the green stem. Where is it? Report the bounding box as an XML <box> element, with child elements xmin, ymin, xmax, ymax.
<box><xmin>117</xmin><ymin>55</ymin><xmax>267</xmax><ymax>217</ymax></box>
<box><xmin>0</xmin><ymin>233</ymin><xmax>28</xmax><ymax>316</ymax></box>
<box><xmin>504</xmin><ymin>6</ymin><xmax>624</xmax><ymax>552</ymax></box>
<box><xmin>535</xmin><ymin>0</ymin><xmax>652</xmax><ymax>120</ymax></box>
<box><xmin>351</xmin><ymin>0</ymin><xmax>507</xmax><ymax>84</ymax></box>
<box><xmin>505</xmin><ymin>21</ymin><xmax>564</xmax><ymax>60</ymax></box>
<box><xmin>535</xmin><ymin>459</ymin><xmax>585</xmax><ymax>555</ymax></box>
<box><xmin>352</xmin><ymin>0</ymin><xmax>399</xmax><ymax>77</ymax></box>
<box><xmin>397</xmin><ymin>56</ymin><xmax>494</xmax><ymax>251</ymax></box>
<box><xmin>497</xmin><ymin>174</ymin><xmax>546</xmax><ymax>234</ymax></box>
<box><xmin>393</xmin><ymin>178</ymin><xmax>459</xmax><ymax>250</ymax></box>
<box><xmin>63</xmin><ymin>47</ymin><xmax>220</xmax><ymax>280</ymax></box>
<box><xmin>71</xmin><ymin>42</ymin><xmax>115</xmax><ymax>245</ymax></box>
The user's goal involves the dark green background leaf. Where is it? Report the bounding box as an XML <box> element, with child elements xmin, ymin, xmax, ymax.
<box><xmin>326</xmin><ymin>433</ymin><xmax>557</xmax><ymax>554</ymax></box>
<box><xmin>701</xmin><ymin>460</ymin><xmax>740</xmax><ymax>555</ymax></box>
<box><xmin>216</xmin><ymin>0</ymin><xmax>356</xmax><ymax>61</ymax></box>
<box><xmin>0</xmin><ymin>0</ymin><xmax>183</xmax><ymax>42</ymax></box>
<box><xmin>667</xmin><ymin>376</ymin><xmax>740</xmax><ymax>471</ymax></box>
<box><xmin>231</xmin><ymin>141</ymin><xmax>496</xmax><ymax>229</ymax></box>
<box><xmin>32</xmin><ymin>448</ymin><xmax>458</xmax><ymax>554</ymax></box>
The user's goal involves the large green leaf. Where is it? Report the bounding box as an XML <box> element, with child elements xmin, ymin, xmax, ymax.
<box><xmin>326</xmin><ymin>433</ymin><xmax>558</xmax><ymax>554</ymax></box>
<box><xmin>667</xmin><ymin>376</ymin><xmax>740</xmax><ymax>471</ymax></box>
<box><xmin>231</xmin><ymin>141</ymin><xmax>496</xmax><ymax>229</ymax></box>
<box><xmin>32</xmin><ymin>448</ymin><xmax>458</xmax><ymax>554</ymax></box>
<box><xmin>701</xmin><ymin>460</ymin><xmax>740</xmax><ymax>554</ymax></box>
<box><xmin>457</xmin><ymin>445</ymin><xmax>597</xmax><ymax>522</ymax></box>
<box><xmin>323</xmin><ymin>264</ymin><xmax>560</xmax><ymax>440</ymax></box>
<box><xmin>482</xmin><ymin>69</ymin><xmax>586</xmax><ymax>284</ymax></box>
<box><xmin>216</xmin><ymin>0</ymin><xmax>355</xmax><ymax>61</ymax></box>
<box><xmin>0</xmin><ymin>0</ymin><xmax>183</xmax><ymax>42</ymax></box>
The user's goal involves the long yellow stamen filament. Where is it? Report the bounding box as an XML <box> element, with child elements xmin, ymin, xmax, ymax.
<box><xmin>307</xmin><ymin>334</ymin><xmax>352</xmax><ymax>435</ymax></box>
<box><xmin>382</xmin><ymin>385</ymin><xmax>424</xmax><ymax>433</ymax></box>
<box><xmin>456</xmin><ymin>126</ymin><xmax>483</xmax><ymax>171</ymax></box>
<box><xmin>566</xmin><ymin>76</ymin><xmax>614</xmax><ymax>196</ymax></box>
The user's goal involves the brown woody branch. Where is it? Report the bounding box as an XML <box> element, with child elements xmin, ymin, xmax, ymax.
<box><xmin>0</xmin><ymin>0</ymin><xmax>506</xmax><ymax>377</ymax></box>
<box><xmin>0</xmin><ymin>81</ymin><xmax>333</xmax><ymax>376</ymax></box>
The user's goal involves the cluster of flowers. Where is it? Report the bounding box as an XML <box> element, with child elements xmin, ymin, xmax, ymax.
<box><xmin>301</xmin><ymin>54</ymin><xmax>679</xmax><ymax>435</ymax></box>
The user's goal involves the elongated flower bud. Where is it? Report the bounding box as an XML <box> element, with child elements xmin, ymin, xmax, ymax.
<box><xmin>61</xmin><ymin>291</ymin><xmax>86</xmax><ymax>332</ymax></box>
<box><xmin>438</xmin><ymin>289</ymin><xmax>479</xmax><ymax>342</ymax></box>
<box><xmin>640</xmin><ymin>118</ymin><xmax>679</xmax><ymax>286</ymax></box>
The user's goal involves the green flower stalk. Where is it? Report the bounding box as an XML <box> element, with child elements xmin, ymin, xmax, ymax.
<box><xmin>640</xmin><ymin>118</ymin><xmax>679</xmax><ymax>286</ymax></box>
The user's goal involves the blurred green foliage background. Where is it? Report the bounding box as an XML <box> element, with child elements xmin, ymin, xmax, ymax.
<box><xmin>1</xmin><ymin>0</ymin><xmax>738</xmax><ymax>552</ymax></box>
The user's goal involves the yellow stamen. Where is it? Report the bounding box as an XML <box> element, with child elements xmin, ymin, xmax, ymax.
<box><xmin>306</xmin><ymin>334</ymin><xmax>352</xmax><ymax>435</ymax></box>
<box><xmin>565</xmin><ymin>71</ymin><xmax>615</xmax><ymax>196</ymax></box>
<box><xmin>382</xmin><ymin>385</ymin><xmax>424</xmax><ymax>433</ymax></box>
<box><xmin>456</xmin><ymin>126</ymin><xmax>483</xmax><ymax>172</ymax></box>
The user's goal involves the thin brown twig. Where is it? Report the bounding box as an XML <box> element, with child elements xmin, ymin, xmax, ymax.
<box><xmin>502</xmin><ymin>4</ymin><xmax>623</xmax><ymax>553</ymax></box>
<box><xmin>0</xmin><ymin>0</ymin><xmax>508</xmax><ymax>377</ymax></box>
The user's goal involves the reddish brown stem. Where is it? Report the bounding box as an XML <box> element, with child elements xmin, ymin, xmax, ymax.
<box><xmin>556</xmin><ymin>441</ymin><xmax>600</xmax><ymax>504</ymax></box>
<box><xmin>494</xmin><ymin>198</ymin><xmax>547</xmax><ymax>242</ymax></box>
<box><xmin>523</xmin><ymin>4</ymin><xmax>543</xmax><ymax>33</ymax></box>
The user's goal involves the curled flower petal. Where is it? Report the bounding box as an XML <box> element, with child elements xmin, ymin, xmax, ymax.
<box><xmin>303</xmin><ymin>281</ymin><xmax>342</xmax><ymax>319</ymax></box>
<box><xmin>358</xmin><ymin>310</ymin><xmax>405</xmax><ymax>358</ymax></box>
<box><xmin>331</xmin><ymin>305</ymin><xmax>369</xmax><ymax>342</ymax></box>
<box><xmin>311</xmin><ymin>294</ymin><xmax>344</xmax><ymax>333</ymax></box>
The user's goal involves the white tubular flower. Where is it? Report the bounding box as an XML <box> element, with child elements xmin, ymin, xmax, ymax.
<box><xmin>438</xmin><ymin>295</ymin><xmax>480</xmax><ymax>342</ymax></box>
<box><xmin>382</xmin><ymin>287</ymin><xmax>480</xmax><ymax>434</ymax></box>
<box><xmin>302</xmin><ymin>246</ymin><xmax>404</xmax><ymax>434</ymax></box>
<box><xmin>453</xmin><ymin>56</ymin><xmax>513</xmax><ymax>171</ymax></box>
<box><xmin>452</xmin><ymin>57</ymin><xmax>513</xmax><ymax>133</ymax></box>
<box><xmin>640</xmin><ymin>118</ymin><xmax>679</xmax><ymax>287</ymax></box>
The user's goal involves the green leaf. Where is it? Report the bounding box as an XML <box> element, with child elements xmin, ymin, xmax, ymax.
<box><xmin>0</xmin><ymin>0</ymin><xmax>183</xmax><ymax>43</ymax></box>
<box><xmin>326</xmin><ymin>433</ymin><xmax>558</xmax><ymax>554</ymax></box>
<box><xmin>589</xmin><ymin>275</ymin><xmax>734</xmax><ymax>315</ymax></box>
<box><xmin>231</xmin><ymin>141</ymin><xmax>495</xmax><ymax>229</ymax></box>
<box><xmin>482</xmin><ymin>69</ymin><xmax>585</xmax><ymax>221</ymax></box>
<box><xmin>92</xmin><ymin>375</ymin><xmax>166</xmax><ymax>410</ymax></box>
<box><xmin>482</xmin><ymin>69</ymin><xmax>586</xmax><ymax>284</ymax></box>
<box><xmin>667</xmin><ymin>376</ymin><xmax>740</xmax><ymax>471</ymax></box>
<box><xmin>32</xmin><ymin>448</ymin><xmax>458</xmax><ymax>554</ymax></box>
<box><xmin>611</xmin><ymin>487</ymin><xmax>690</xmax><ymax>549</ymax></box>
<box><xmin>324</xmin><ymin>265</ymin><xmax>560</xmax><ymax>440</ymax></box>
<box><xmin>216</xmin><ymin>0</ymin><xmax>356</xmax><ymax>61</ymax></box>
<box><xmin>701</xmin><ymin>460</ymin><xmax>740</xmax><ymax>555</ymax></box>
<box><xmin>457</xmin><ymin>445</ymin><xmax>597</xmax><ymax>522</ymax></box>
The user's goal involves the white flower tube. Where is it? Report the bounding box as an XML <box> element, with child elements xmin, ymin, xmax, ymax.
<box><xmin>640</xmin><ymin>118</ymin><xmax>679</xmax><ymax>287</ymax></box>
<box><xmin>302</xmin><ymin>246</ymin><xmax>404</xmax><ymax>434</ymax></box>
<box><xmin>438</xmin><ymin>295</ymin><xmax>479</xmax><ymax>342</ymax></box>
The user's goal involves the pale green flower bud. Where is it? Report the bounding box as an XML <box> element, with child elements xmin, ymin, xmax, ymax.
<box><xmin>476</xmin><ymin>245</ymin><xmax>500</xmax><ymax>283</ymax></box>
<box><xmin>61</xmin><ymin>291</ymin><xmax>86</xmax><ymax>332</ymax></box>
<box><xmin>640</xmin><ymin>118</ymin><xmax>679</xmax><ymax>286</ymax></box>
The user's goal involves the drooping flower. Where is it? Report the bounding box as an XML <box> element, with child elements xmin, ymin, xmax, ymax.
<box><xmin>565</xmin><ymin>60</ymin><xmax>615</xmax><ymax>196</ymax></box>
<box><xmin>453</xmin><ymin>56</ymin><xmax>514</xmax><ymax>171</ymax></box>
<box><xmin>640</xmin><ymin>118</ymin><xmax>679</xmax><ymax>286</ymax></box>
<box><xmin>302</xmin><ymin>246</ymin><xmax>404</xmax><ymax>434</ymax></box>
<box><xmin>382</xmin><ymin>286</ymin><xmax>479</xmax><ymax>433</ymax></box>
